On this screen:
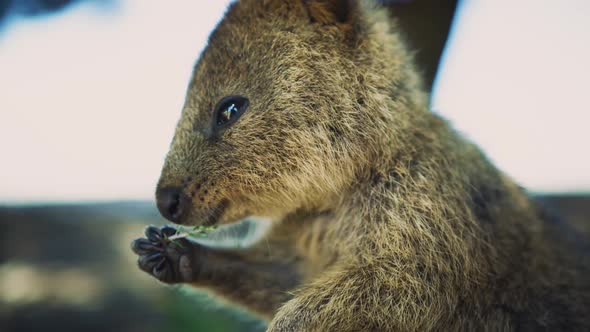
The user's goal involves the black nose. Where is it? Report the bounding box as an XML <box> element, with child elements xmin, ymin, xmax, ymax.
<box><xmin>156</xmin><ymin>187</ymin><xmax>189</xmax><ymax>223</ymax></box>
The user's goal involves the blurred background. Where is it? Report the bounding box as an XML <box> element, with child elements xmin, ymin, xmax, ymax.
<box><xmin>0</xmin><ymin>0</ymin><xmax>588</xmax><ymax>331</ymax></box>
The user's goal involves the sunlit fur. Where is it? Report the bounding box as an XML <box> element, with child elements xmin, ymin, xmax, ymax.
<box><xmin>156</xmin><ymin>0</ymin><xmax>589</xmax><ymax>330</ymax></box>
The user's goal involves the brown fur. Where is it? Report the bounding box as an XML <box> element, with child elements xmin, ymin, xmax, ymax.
<box><xmin>141</xmin><ymin>0</ymin><xmax>590</xmax><ymax>330</ymax></box>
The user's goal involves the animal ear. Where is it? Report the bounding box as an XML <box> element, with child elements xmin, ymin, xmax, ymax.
<box><xmin>302</xmin><ymin>0</ymin><xmax>357</xmax><ymax>25</ymax></box>
<box><xmin>380</xmin><ymin>0</ymin><xmax>459</xmax><ymax>91</ymax></box>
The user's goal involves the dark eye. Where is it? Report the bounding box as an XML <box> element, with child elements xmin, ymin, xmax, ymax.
<box><xmin>214</xmin><ymin>95</ymin><xmax>249</xmax><ymax>130</ymax></box>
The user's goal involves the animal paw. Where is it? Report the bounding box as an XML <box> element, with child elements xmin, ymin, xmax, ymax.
<box><xmin>131</xmin><ymin>225</ymin><xmax>198</xmax><ymax>283</ymax></box>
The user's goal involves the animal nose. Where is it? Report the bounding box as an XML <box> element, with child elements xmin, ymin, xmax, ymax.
<box><xmin>156</xmin><ymin>186</ymin><xmax>189</xmax><ymax>223</ymax></box>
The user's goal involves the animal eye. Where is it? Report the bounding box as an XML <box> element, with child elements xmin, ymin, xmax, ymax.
<box><xmin>214</xmin><ymin>95</ymin><xmax>249</xmax><ymax>129</ymax></box>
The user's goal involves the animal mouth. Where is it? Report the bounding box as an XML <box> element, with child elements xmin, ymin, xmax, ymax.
<box><xmin>199</xmin><ymin>199</ymin><xmax>230</xmax><ymax>226</ymax></box>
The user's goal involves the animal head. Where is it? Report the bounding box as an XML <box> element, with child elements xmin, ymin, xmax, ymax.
<box><xmin>156</xmin><ymin>0</ymin><xmax>425</xmax><ymax>226</ymax></box>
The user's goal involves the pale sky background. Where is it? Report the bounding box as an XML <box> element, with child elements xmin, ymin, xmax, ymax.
<box><xmin>0</xmin><ymin>0</ymin><xmax>588</xmax><ymax>203</ymax></box>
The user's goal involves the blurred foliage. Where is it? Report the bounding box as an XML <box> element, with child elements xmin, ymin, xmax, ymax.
<box><xmin>0</xmin><ymin>0</ymin><xmax>115</xmax><ymax>24</ymax></box>
<box><xmin>0</xmin><ymin>202</ymin><xmax>265</xmax><ymax>332</ymax></box>
<box><xmin>159</xmin><ymin>290</ymin><xmax>264</xmax><ymax>332</ymax></box>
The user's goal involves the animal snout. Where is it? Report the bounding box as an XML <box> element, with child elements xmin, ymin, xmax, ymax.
<box><xmin>156</xmin><ymin>186</ymin><xmax>190</xmax><ymax>223</ymax></box>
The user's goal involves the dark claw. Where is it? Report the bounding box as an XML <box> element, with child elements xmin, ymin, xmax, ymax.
<box><xmin>161</xmin><ymin>225</ymin><xmax>177</xmax><ymax>238</ymax></box>
<box><xmin>155</xmin><ymin>258</ymin><xmax>167</xmax><ymax>272</ymax></box>
<box><xmin>131</xmin><ymin>238</ymin><xmax>162</xmax><ymax>255</ymax></box>
<box><xmin>132</xmin><ymin>225</ymin><xmax>198</xmax><ymax>284</ymax></box>
<box><xmin>153</xmin><ymin>260</ymin><xmax>171</xmax><ymax>281</ymax></box>
<box><xmin>145</xmin><ymin>226</ymin><xmax>163</xmax><ymax>242</ymax></box>
<box><xmin>138</xmin><ymin>253</ymin><xmax>163</xmax><ymax>272</ymax></box>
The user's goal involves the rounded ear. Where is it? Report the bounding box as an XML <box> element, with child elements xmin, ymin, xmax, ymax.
<box><xmin>380</xmin><ymin>0</ymin><xmax>459</xmax><ymax>92</ymax></box>
<box><xmin>302</xmin><ymin>0</ymin><xmax>357</xmax><ymax>25</ymax></box>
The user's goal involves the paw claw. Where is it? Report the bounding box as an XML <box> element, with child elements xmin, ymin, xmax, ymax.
<box><xmin>153</xmin><ymin>260</ymin><xmax>171</xmax><ymax>281</ymax></box>
<box><xmin>138</xmin><ymin>252</ymin><xmax>163</xmax><ymax>271</ymax></box>
<box><xmin>161</xmin><ymin>225</ymin><xmax>177</xmax><ymax>237</ymax></box>
<box><xmin>131</xmin><ymin>238</ymin><xmax>161</xmax><ymax>255</ymax></box>
<box><xmin>145</xmin><ymin>226</ymin><xmax>163</xmax><ymax>242</ymax></box>
<box><xmin>131</xmin><ymin>225</ymin><xmax>197</xmax><ymax>283</ymax></box>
